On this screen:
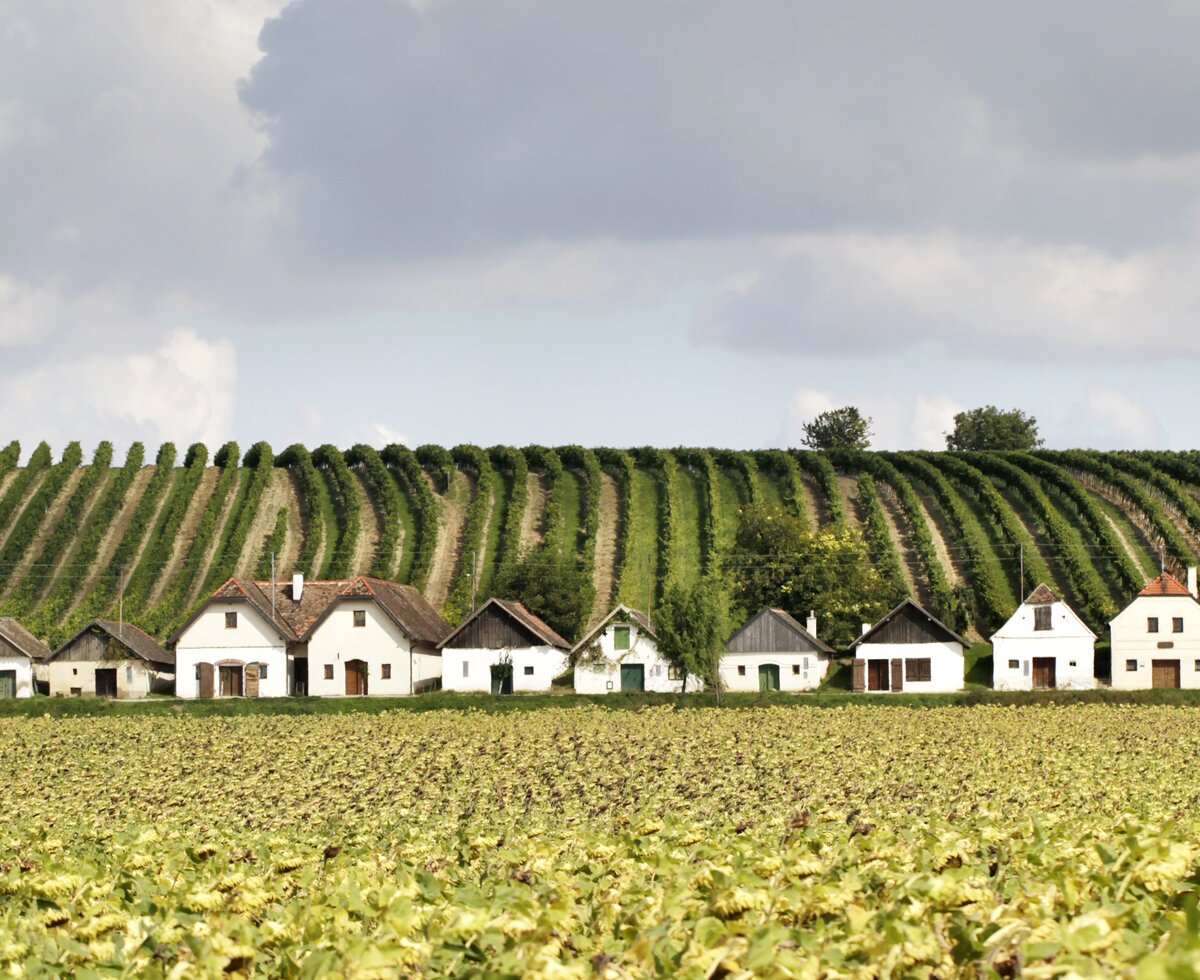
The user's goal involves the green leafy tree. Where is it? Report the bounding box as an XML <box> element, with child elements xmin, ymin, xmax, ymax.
<box><xmin>800</xmin><ymin>407</ymin><xmax>872</xmax><ymax>451</ymax></box>
<box><xmin>654</xmin><ymin>578</ymin><xmax>730</xmax><ymax>694</ymax></box>
<box><xmin>946</xmin><ymin>406</ymin><xmax>1043</xmax><ymax>451</ymax></box>
<box><xmin>494</xmin><ymin>553</ymin><xmax>591</xmax><ymax>642</ymax></box>
<box><xmin>724</xmin><ymin>504</ymin><xmax>888</xmax><ymax>647</ymax></box>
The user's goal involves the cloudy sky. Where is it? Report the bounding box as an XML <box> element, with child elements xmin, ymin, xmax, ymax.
<box><xmin>3</xmin><ymin>0</ymin><xmax>1199</xmax><ymax>456</ymax></box>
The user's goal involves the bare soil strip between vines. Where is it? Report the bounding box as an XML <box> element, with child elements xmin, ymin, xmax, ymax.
<box><xmin>518</xmin><ymin>473</ymin><xmax>547</xmax><ymax>555</ymax></box>
<box><xmin>186</xmin><ymin>470</ymin><xmax>247</xmax><ymax>605</ymax></box>
<box><xmin>1103</xmin><ymin>512</ymin><xmax>1150</xmax><ymax>576</ymax></box>
<box><xmin>912</xmin><ymin>489</ymin><xmax>964</xmax><ymax>587</ymax></box>
<box><xmin>425</xmin><ymin>470</ymin><xmax>471</xmax><ymax>612</ymax></box>
<box><xmin>349</xmin><ymin>471</ymin><xmax>381</xmax><ymax>577</ymax></box>
<box><xmin>588</xmin><ymin>471</ymin><xmax>620</xmax><ymax>627</ymax></box>
<box><xmin>39</xmin><ymin>470</ymin><xmax>116</xmax><ymax>603</ymax></box>
<box><xmin>797</xmin><ymin>471</ymin><xmax>825</xmax><ymax>528</ymax></box>
<box><xmin>834</xmin><ymin>474</ymin><xmax>862</xmax><ymax>530</ymax></box>
<box><xmin>0</xmin><ymin>471</ymin><xmax>48</xmax><ymax>554</ymax></box>
<box><xmin>235</xmin><ymin>469</ymin><xmax>301</xmax><ymax>579</ymax></box>
<box><xmin>148</xmin><ymin>468</ymin><xmax>221</xmax><ymax>605</ymax></box>
<box><xmin>1074</xmin><ymin>472</ymin><xmax>1200</xmax><ymax>571</ymax></box>
<box><xmin>1</xmin><ymin>468</ymin><xmax>86</xmax><ymax>601</ymax></box>
<box><xmin>874</xmin><ymin>483</ymin><xmax>924</xmax><ymax>605</ymax></box>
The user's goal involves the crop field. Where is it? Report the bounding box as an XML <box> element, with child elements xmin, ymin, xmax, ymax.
<box><xmin>4</xmin><ymin>705</ymin><xmax>1200</xmax><ymax>976</ymax></box>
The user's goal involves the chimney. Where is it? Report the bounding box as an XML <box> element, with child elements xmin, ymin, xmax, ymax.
<box><xmin>1189</xmin><ymin>566</ymin><xmax>1198</xmax><ymax>599</ymax></box>
<box><xmin>807</xmin><ymin>610</ymin><xmax>818</xmax><ymax>638</ymax></box>
<box><xmin>861</xmin><ymin>622</ymin><xmax>871</xmax><ymax>637</ymax></box>
<box><xmin>292</xmin><ymin>572</ymin><xmax>304</xmax><ymax>602</ymax></box>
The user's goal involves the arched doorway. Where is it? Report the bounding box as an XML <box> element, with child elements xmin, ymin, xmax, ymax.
<box><xmin>345</xmin><ymin>659</ymin><xmax>368</xmax><ymax>696</ymax></box>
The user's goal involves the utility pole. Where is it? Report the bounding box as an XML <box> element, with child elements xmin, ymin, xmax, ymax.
<box><xmin>271</xmin><ymin>552</ymin><xmax>277</xmax><ymax>621</ymax></box>
<box><xmin>471</xmin><ymin>548</ymin><xmax>478</xmax><ymax>612</ymax></box>
<box><xmin>646</xmin><ymin>557</ymin><xmax>652</xmax><ymax>621</ymax></box>
<box><xmin>118</xmin><ymin>564</ymin><xmax>125</xmax><ymax>638</ymax></box>
<box><xmin>1019</xmin><ymin>543</ymin><xmax>1024</xmax><ymax>599</ymax></box>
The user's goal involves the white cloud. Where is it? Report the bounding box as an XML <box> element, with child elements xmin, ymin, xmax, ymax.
<box><xmin>780</xmin><ymin>387</ymin><xmax>959</xmax><ymax>451</ymax></box>
<box><xmin>370</xmin><ymin>423</ymin><xmax>408</xmax><ymax>447</ymax></box>
<box><xmin>0</xmin><ymin>275</ymin><xmax>61</xmax><ymax>347</ymax></box>
<box><xmin>1078</xmin><ymin>386</ymin><xmax>1166</xmax><ymax>449</ymax></box>
<box><xmin>0</xmin><ymin>328</ymin><xmax>237</xmax><ymax>449</ymax></box>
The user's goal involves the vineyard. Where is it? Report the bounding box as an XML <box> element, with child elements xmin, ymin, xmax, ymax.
<box><xmin>5</xmin><ymin>704</ymin><xmax>1200</xmax><ymax>974</ymax></box>
<box><xmin>0</xmin><ymin>441</ymin><xmax>1195</xmax><ymax>646</ymax></box>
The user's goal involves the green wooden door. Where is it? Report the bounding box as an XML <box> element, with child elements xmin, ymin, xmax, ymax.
<box><xmin>0</xmin><ymin>670</ymin><xmax>15</xmax><ymax>698</ymax></box>
<box><xmin>758</xmin><ymin>664</ymin><xmax>780</xmax><ymax>692</ymax></box>
<box><xmin>620</xmin><ymin>663</ymin><xmax>645</xmax><ymax>692</ymax></box>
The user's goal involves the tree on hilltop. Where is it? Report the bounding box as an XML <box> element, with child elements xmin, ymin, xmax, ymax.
<box><xmin>800</xmin><ymin>407</ymin><xmax>873</xmax><ymax>451</ymax></box>
<box><xmin>946</xmin><ymin>406</ymin><xmax>1042</xmax><ymax>451</ymax></box>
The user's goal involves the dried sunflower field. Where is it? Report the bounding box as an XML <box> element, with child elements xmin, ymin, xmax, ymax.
<box><xmin>3</xmin><ymin>705</ymin><xmax>1200</xmax><ymax>977</ymax></box>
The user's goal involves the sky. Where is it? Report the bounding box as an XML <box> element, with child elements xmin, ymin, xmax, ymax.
<box><xmin>3</xmin><ymin>0</ymin><xmax>1200</xmax><ymax>458</ymax></box>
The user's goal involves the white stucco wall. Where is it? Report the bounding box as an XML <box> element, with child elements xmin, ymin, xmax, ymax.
<box><xmin>573</xmin><ymin>623</ymin><xmax>683</xmax><ymax>694</ymax></box>
<box><xmin>175</xmin><ymin>602</ymin><xmax>291</xmax><ymax>698</ymax></box>
<box><xmin>0</xmin><ymin>653</ymin><xmax>33</xmax><ymax>698</ymax></box>
<box><xmin>48</xmin><ymin>658</ymin><xmax>166</xmax><ymax>698</ymax></box>
<box><xmin>856</xmin><ymin>641</ymin><xmax>964</xmax><ymax>693</ymax></box>
<box><xmin>442</xmin><ymin>646</ymin><xmax>569</xmax><ymax>693</ymax></box>
<box><xmin>992</xmin><ymin>600</ymin><xmax>1096</xmax><ymax>691</ymax></box>
<box><xmin>1110</xmin><ymin>596</ymin><xmax>1200</xmax><ymax>690</ymax></box>
<box><xmin>305</xmin><ymin>603</ymin><xmax>441</xmax><ymax>696</ymax></box>
<box><xmin>719</xmin><ymin>652</ymin><xmax>830</xmax><ymax>692</ymax></box>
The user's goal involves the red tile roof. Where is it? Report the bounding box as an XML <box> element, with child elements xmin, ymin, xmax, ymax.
<box><xmin>1024</xmin><ymin>583</ymin><xmax>1058</xmax><ymax>605</ymax></box>
<box><xmin>1139</xmin><ymin>573</ymin><xmax>1193</xmax><ymax>597</ymax></box>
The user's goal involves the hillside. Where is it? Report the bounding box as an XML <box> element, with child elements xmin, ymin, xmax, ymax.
<box><xmin>0</xmin><ymin>439</ymin><xmax>1196</xmax><ymax>647</ymax></box>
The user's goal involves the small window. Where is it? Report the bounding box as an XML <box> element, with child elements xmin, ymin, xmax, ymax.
<box><xmin>463</xmin><ymin>662</ymin><xmax>469</xmax><ymax>678</ymax></box>
<box><xmin>1033</xmin><ymin>606</ymin><xmax>1051</xmax><ymax>631</ymax></box>
<box><xmin>792</xmin><ymin>664</ymin><xmax>800</xmax><ymax>675</ymax></box>
<box><xmin>353</xmin><ymin>610</ymin><xmax>366</xmax><ymax>628</ymax></box>
<box><xmin>382</xmin><ymin>664</ymin><xmax>391</xmax><ymax>679</ymax></box>
<box><xmin>225</xmin><ymin>611</ymin><xmax>238</xmax><ymax>629</ymax></box>
<box><xmin>324</xmin><ymin>664</ymin><xmax>333</xmax><ymax>680</ymax></box>
<box><xmin>259</xmin><ymin>663</ymin><xmax>268</xmax><ymax>680</ymax></box>
<box><xmin>1195</xmin><ymin>660</ymin><xmax>1200</xmax><ymax>672</ymax></box>
<box><xmin>904</xmin><ymin>658</ymin><xmax>932</xmax><ymax>682</ymax></box>
<box><xmin>1126</xmin><ymin>659</ymin><xmax>1138</xmax><ymax>672</ymax></box>
<box><xmin>737</xmin><ymin>665</ymin><xmax>746</xmax><ymax>676</ymax></box>
<box><xmin>1023</xmin><ymin>660</ymin><xmax>1030</xmax><ymax>676</ymax></box>
<box><xmin>1174</xmin><ymin>617</ymin><xmax>1184</xmax><ymax>633</ymax></box>
<box><xmin>667</xmin><ymin>666</ymin><xmax>682</xmax><ymax>681</ymax></box>
<box><xmin>523</xmin><ymin>665</ymin><xmax>534</xmax><ymax>676</ymax></box>
<box><xmin>1148</xmin><ymin>617</ymin><xmax>1159</xmax><ymax>633</ymax></box>
<box><xmin>1068</xmin><ymin>660</ymin><xmax>1077</xmax><ymax>667</ymax></box>
<box><xmin>1008</xmin><ymin>659</ymin><xmax>1019</xmax><ymax>669</ymax></box>
<box><xmin>126</xmin><ymin>666</ymin><xmax>133</xmax><ymax>683</ymax></box>
<box><xmin>613</xmin><ymin>626</ymin><xmax>630</xmax><ymax>650</ymax></box>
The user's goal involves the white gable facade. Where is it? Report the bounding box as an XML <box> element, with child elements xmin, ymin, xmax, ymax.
<box><xmin>573</xmin><ymin>606</ymin><xmax>683</xmax><ymax>694</ymax></box>
<box><xmin>991</xmin><ymin>586</ymin><xmax>1096</xmax><ymax>691</ymax></box>
<box><xmin>720</xmin><ymin>608</ymin><xmax>834</xmax><ymax>693</ymax></box>
<box><xmin>851</xmin><ymin>599</ymin><xmax>966</xmax><ymax>694</ymax></box>
<box><xmin>440</xmin><ymin>599</ymin><xmax>569</xmax><ymax>694</ymax></box>
<box><xmin>306</xmin><ymin>602</ymin><xmax>441</xmax><ymax>696</ymax></box>
<box><xmin>174</xmin><ymin>600</ymin><xmax>293</xmax><ymax>699</ymax></box>
<box><xmin>0</xmin><ymin>649</ymin><xmax>33</xmax><ymax>698</ymax></box>
<box><xmin>1110</xmin><ymin>573</ymin><xmax>1200</xmax><ymax>690</ymax></box>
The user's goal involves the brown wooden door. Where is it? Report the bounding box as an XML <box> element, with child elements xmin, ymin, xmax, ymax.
<box><xmin>890</xmin><ymin>658</ymin><xmax>904</xmax><ymax>692</ymax></box>
<box><xmin>1152</xmin><ymin>659</ymin><xmax>1181</xmax><ymax>689</ymax></box>
<box><xmin>867</xmin><ymin>660</ymin><xmax>889</xmax><ymax>691</ymax></box>
<box><xmin>245</xmin><ymin>662</ymin><xmax>260</xmax><ymax>698</ymax></box>
<box><xmin>345</xmin><ymin>660</ymin><xmax>367</xmax><ymax>696</ymax></box>
<box><xmin>219</xmin><ymin>666</ymin><xmax>243</xmax><ymax>697</ymax></box>
<box><xmin>1032</xmin><ymin>658</ymin><xmax>1056</xmax><ymax>690</ymax></box>
<box><xmin>851</xmin><ymin>660</ymin><xmax>865</xmax><ymax>692</ymax></box>
<box><xmin>198</xmin><ymin>662</ymin><xmax>214</xmax><ymax>699</ymax></box>
<box><xmin>95</xmin><ymin>668</ymin><xmax>118</xmax><ymax>698</ymax></box>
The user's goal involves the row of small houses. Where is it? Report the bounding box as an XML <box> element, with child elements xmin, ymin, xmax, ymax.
<box><xmin>2</xmin><ymin>568</ymin><xmax>1199</xmax><ymax>700</ymax></box>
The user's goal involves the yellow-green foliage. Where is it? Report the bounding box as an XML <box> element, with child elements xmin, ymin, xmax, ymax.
<box><xmin>6</xmin><ymin>705</ymin><xmax>1200</xmax><ymax>976</ymax></box>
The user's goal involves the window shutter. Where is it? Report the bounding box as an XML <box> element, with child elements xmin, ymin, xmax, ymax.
<box><xmin>198</xmin><ymin>662</ymin><xmax>214</xmax><ymax>699</ymax></box>
<box><xmin>245</xmin><ymin>662</ymin><xmax>260</xmax><ymax>698</ymax></box>
<box><xmin>890</xmin><ymin>658</ymin><xmax>903</xmax><ymax>692</ymax></box>
<box><xmin>851</xmin><ymin>659</ymin><xmax>865</xmax><ymax>693</ymax></box>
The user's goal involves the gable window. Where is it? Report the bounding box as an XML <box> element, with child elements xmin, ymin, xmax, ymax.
<box><xmin>1174</xmin><ymin>617</ymin><xmax>1184</xmax><ymax>633</ymax></box>
<box><xmin>904</xmin><ymin>658</ymin><xmax>932</xmax><ymax>682</ymax></box>
<box><xmin>523</xmin><ymin>665</ymin><xmax>534</xmax><ymax>676</ymax></box>
<box><xmin>1033</xmin><ymin>606</ymin><xmax>1051</xmax><ymax>631</ymax></box>
<box><xmin>1126</xmin><ymin>659</ymin><xmax>1138</xmax><ymax>672</ymax></box>
<box><xmin>353</xmin><ymin>610</ymin><xmax>366</xmax><ymax>628</ymax></box>
<box><xmin>613</xmin><ymin>626</ymin><xmax>631</xmax><ymax>650</ymax></box>
<box><xmin>381</xmin><ymin>664</ymin><xmax>391</xmax><ymax>679</ymax></box>
<box><xmin>1008</xmin><ymin>659</ymin><xmax>1019</xmax><ymax>669</ymax></box>
<box><xmin>324</xmin><ymin>664</ymin><xmax>333</xmax><ymax>680</ymax></box>
<box><xmin>792</xmin><ymin>664</ymin><xmax>800</xmax><ymax>675</ymax></box>
<box><xmin>225</xmin><ymin>611</ymin><xmax>238</xmax><ymax>629</ymax></box>
<box><xmin>1148</xmin><ymin>617</ymin><xmax>1159</xmax><ymax>633</ymax></box>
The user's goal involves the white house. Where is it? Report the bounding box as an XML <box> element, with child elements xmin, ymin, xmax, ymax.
<box><xmin>0</xmin><ymin>617</ymin><xmax>46</xmax><ymax>698</ymax></box>
<box><xmin>573</xmin><ymin>605</ymin><xmax>684</xmax><ymax>694</ymax></box>
<box><xmin>991</xmin><ymin>584</ymin><xmax>1096</xmax><ymax>691</ymax></box>
<box><xmin>439</xmin><ymin>598</ymin><xmax>570</xmax><ymax>693</ymax></box>
<box><xmin>172</xmin><ymin>574</ymin><xmax>449</xmax><ymax>698</ymax></box>
<box><xmin>1110</xmin><ymin>570</ymin><xmax>1200</xmax><ymax>690</ymax></box>
<box><xmin>849</xmin><ymin>598</ymin><xmax>967</xmax><ymax>694</ymax></box>
<box><xmin>720</xmin><ymin>608</ymin><xmax>835</xmax><ymax>692</ymax></box>
<box><xmin>48</xmin><ymin>619</ymin><xmax>173</xmax><ymax>698</ymax></box>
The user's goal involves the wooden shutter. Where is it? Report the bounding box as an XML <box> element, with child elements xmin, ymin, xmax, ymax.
<box><xmin>198</xmin><ymin>662</ymin><xmax>214</xmax><ymax>699</ymax></box>
<box><xmin>245</xmin><ymin>662</ymin><xmax>260</xmax><ymax>698</ymax></box>
<box><xmin>851</xmin><ymin>659</ymin><xmax>865</xmax><ymax>693</ymax></box>
<box><xmin>890</xmin><ymin>658</ymin><xmax>903</xmax><ymax>692</ymax></box>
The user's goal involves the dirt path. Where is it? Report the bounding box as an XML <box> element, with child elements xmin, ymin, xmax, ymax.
<box><xmin>65</xmin><ymin>467</ymin><xmax>153</xmax><ymax>613</ymax></box>
<box><xmin>913</xmin><ymin>489</ymin><xmax>964</xmax><ymax>587</ymax></box>
<box><xmin>518</xmin><ymin>472</ymin><xmax>547</xmax><ymax>555</ymax></box>
<box><xmin>797</xmin><ymin>471</ymin><xmax>824</xmax><ymax>529</ymax></box>
<box><xmin>1103</xmin><ymin>512</ymin><xmax>1148</xmax><ymax>575</ymax></box>
<box><xmin>147</xmin><ymin>467</ymin><xmax>221</xmax><ymax>604</ymax></box>
<box><xmin>1074</xmin><ymin>471</ymin><xmax>1200</xmax><ymax>572</ymax></box>
<box><xmin>38</xmin><ymin>469</ymin><xmax>116</xmax><ymax>602</ymax></box>
<box><xmin>0</xmin><ymin>471</ymin><xmax>48</xmax><ymax>553</ymax></box>
<box><xmin>834</xmin><ymin>474</ymin><xmax>862</xmax><ymax>529</ymax></box>
<box><xmin>874</xmin><ymin>482</ymin><xmax>924</xmax><ymax>604</ymax></box>
<box><xmin>68</xmin><ymin>468</ymin><xmax>176</xmax><ymax>616</ymax></box>
<box><xmin>349</xmin><ymin>471</ymin><xmax>381</xmax><ymax>577</ymax></box>
<box><xmin>588</xmin><ymin>471</ymin><xmax>620</xmax><ymax>626</ymax></box>
<box><xmin>185</xmin><ymin>470</ymin><xmax>247</xmax><ymax>604</ymax></box>
<box><xmin>235</xmin><ymin>469</ymin><xmax>302</xmax><ymax>579</ymax></box>
<box><xmin>1</xmin><ymin>468</ymin><xmax>86</xmax><ymax>600</ymax></box>
<box><xmin>424</xmin><ymin>470</ymin><xmax>471</xmax><ymax>611</ymax></box>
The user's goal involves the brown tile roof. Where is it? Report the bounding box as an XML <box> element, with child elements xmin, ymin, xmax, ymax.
<box><xmin>53</xmin><ymin>619</ymin><xmax>174</xmax><ymax>667</ymax></box>
<box><xmin>848</xmin><ymin>598</ymin><xmax>970</xmax><ymax>651</ymax></box>
<box><xmin>571</xmin><ymin>604</ymin><xmax>656</xmax><ymax>655</ymax></box>
<box><xmin>1139</xmin><ymin>573</ymin><xmax>1193</xmax><ymax>597</ymax></box>
<box><xmin>439</xmin><ymin>597</ymin><xmax>571</xmax><ymax>651</ymax></box>
<box><xmin>178</xmin><ymin>576</ymin><xmax>450</xmax><ymax>646</ymax></box>
<box><xmin>1024</xmin><ymin>583</ymin><xmax>1058</xmax><ymax>605</ymax></box>
<box><xmin>0</xmin><ymin>617</ymin><xmax>52</xmax><ymax>663</ymax></box>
